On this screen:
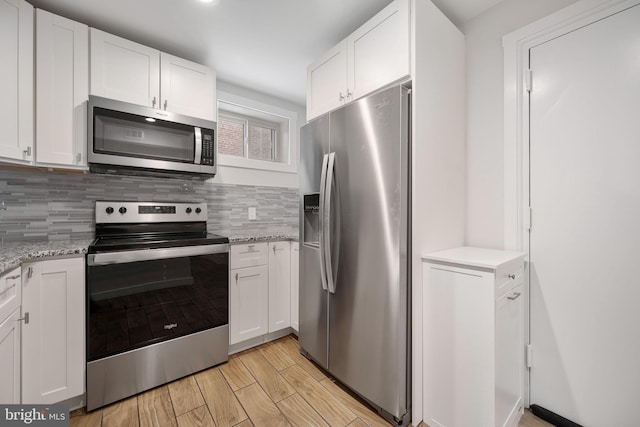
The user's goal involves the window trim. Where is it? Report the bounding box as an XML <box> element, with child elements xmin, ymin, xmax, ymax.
<box><xmin>217</xmin><ymin>90</ymin><xmax>298</xmax><ymax>174</ymax></box>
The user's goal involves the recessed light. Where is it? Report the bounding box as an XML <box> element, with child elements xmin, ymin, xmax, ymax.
<box><xmin>145</xmin><ymin>117</ymin><xmax>156</xmax><ymax>123</ymax></box>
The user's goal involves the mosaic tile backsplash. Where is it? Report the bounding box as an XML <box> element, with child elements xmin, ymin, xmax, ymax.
<box><xmin>0</xmin><ymin>169</ymin><xmax>299</xmax><ymax>244</ymax></box>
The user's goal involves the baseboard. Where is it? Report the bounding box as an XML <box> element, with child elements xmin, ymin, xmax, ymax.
<box><xmin>229</xmin><ymin>328</ymin><xmax>294</xmax><ymax>355</ymax></box>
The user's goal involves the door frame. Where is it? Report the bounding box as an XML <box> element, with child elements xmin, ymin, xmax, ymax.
<box><xmin>502</xmin><ymin>0</ymin><xmax>640</xmax><ymax>407</ymax></box>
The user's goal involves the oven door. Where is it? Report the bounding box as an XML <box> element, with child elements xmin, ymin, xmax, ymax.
<box><xmin>86</xmin><ymin>244</ymin><xmax>229</xmax><ymax>362</ymax></box>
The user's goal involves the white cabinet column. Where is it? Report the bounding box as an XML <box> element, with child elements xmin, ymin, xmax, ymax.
<box><xmin>290</xmin><ymin>242</ymin><xmax>299</xmax><ymax>333</ymax></box>
<box><xmin>0</xmin><ymin>267</ymin><xmax>22</xmax><ymax>404</ymax></box>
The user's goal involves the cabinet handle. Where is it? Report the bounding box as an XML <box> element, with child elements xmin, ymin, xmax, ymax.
<box><xmin>27</xmin><ymin>267</ymin><xmax>33</xmax><ymax>279</ymax></box>
<box><xmin>235</xmin><ymin>273</ymin><xmax>238</xmax><ymax>283</ymax></box>
<box><xmin>508</xmin><ymin>274</ymin><xmax>516</xmax><ymax>280</ymax></box>
<box><xmin>346</xmin><ymin>89</ymin><xmax>353</xmax><ymax>99</ymax></box>
<box><xmin>6</xmin><ymin>275</ymin><xmax>20</xmax><ymax>280</ymax></box>
<box><xmin>17</xmin><ymin>312</ymin><xmax>29</xmax><ymax>324</ymax></box>
<box><xmin>507</xmin><ymin>292</ymin><xmax>521</xmax><ymax>301</ymax></box>
<box><xmin>152</xmin><ymin>96</ymin><xmax>157</xmax><ymax>108</ymax></box>
<box><xmin>23</xmin><ymin>146</ymin><xmax>32</xmax><ymax>158</ymax></box>
<box><xmin>273</xmin><ymin>245</ymin><xmax>276</xmax><ymax>254</ymax></box>
<box><xmin>339</xmin><ymin>92</ymin><xmax>345</xmax><ymax>102</ymax></box>
<box><xmin>164</xmin><ymin>99</ymin><xmax>168</xmax><ymax>110</ymax></box>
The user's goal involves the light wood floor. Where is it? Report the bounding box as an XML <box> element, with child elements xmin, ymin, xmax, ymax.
<box><xmin>70</xmin><ymin>335</ymin><xmax>553</xmax><ymax>427</ymax></box>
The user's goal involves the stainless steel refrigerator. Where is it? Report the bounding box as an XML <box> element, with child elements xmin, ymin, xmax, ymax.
<box><xmin>299</xmin><ymin>84</ymin><xmax>411</xmax><ymax>426</ymax></box>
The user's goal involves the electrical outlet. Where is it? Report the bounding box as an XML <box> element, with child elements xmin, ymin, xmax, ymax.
<box><xmin>248</xmin><ymin>207</ymin><xmax>257</xmax><ymax>220</ymax></box>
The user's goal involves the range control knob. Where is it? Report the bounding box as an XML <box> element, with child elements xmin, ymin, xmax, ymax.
<box><xmin>186</xmin><ymin>207</ymin><xmax>192</xmax><ymax>214</ymax></box>
<box><xmin>119</xmin><ymin>206</ymin><xmax>127</xmax><ymax>214</ymax></box>
<box><xmin>195</xmin><ymin>207</ymin><xmax>202</xmax><ymax>214</ymax></box>
<box><xmin>105</xmin><ymin>207</ymin><xmax>114</xmax><ymax>214</ymax></box>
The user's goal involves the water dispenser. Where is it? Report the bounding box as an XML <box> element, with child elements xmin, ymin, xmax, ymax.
<box><xmin>303</xmin><ymin>193</ymin><xmax>320</xmax><ymax>247</ymax></box>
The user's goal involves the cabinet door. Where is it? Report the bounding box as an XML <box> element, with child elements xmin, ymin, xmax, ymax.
<box><xmin>496</xmin><ymin>283</ymin><xmax>524</xmax><ymax>427</ymax></box>
<box><xmin>0</xmin><ymin>0</ymin><xmax>33</xmax><ymax>163</ymax></box>
<box><xmin>268</xmin><ymin>242</ymin><xmax>291</xmax><ymax>333</ymax></box>
<box><xmin>0</xmin><ymin>267</ymin><xmax>21</xmax><ymax>323</ymax></box>
<box><xmin>347</xmin><ymin>0</ymin><xmax>410</xmax><ymax>100</ymax></box>
<box><xmin>229</xmin><ymin>265</ymin><xmax>268</xmax><ymax>345</ymax></box>
<box><xmin>290</xmin><ymin>242</ymin><xmax>299</xmax><ymax>333</ymax></box>
<box><xmin>90</xmin><ymin>28</ymin><xmax>160</xmax><ymax>107</ymax></box>
<box><xmin>306</xmin><ymin>40</ymin><xmax>347</xmax><ymax>121</ymax></box>
<box><xmin>36</xmin><ymin>9</ymin><xmax>88</xmax><ymax>168</ymax></box>
<box><xmin>0</xmin><ymin>308</ymin><xmax>21</xmax><ymax>404</ymax></box>
<box><xmin>160</xmin><ymin>53</ymin><xmax>216</xmax><ymax>121</ymax></box>
<box><xmin>22</xmin><ymin>257</ymin><xmax>85</xmax><ymax>404</ymax></box>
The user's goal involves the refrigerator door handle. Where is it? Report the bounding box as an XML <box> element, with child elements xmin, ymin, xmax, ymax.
<box><xmin>318</xmin><ymin>153</ymin><xmax>329</xmax><ymax>291</ymax></box>
<box><xmin>325</xmin><ymin>152</ymin><xmax>337</xmax><ymax>294</ymax></box>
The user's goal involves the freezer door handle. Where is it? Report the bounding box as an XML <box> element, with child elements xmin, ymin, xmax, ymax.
<box><xmin>318</xmin><ymin>153</ymin><xmax>329</xmax><ymax>291</ymax></box>
<box><xmin>325</xmin><ymin>152</ymin><xmax>337</xmax><ymax>294</ymax></box>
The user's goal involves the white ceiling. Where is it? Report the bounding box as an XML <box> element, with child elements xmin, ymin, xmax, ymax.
<box><xmin>28</xmin><ymin>0</ymin><xmax>503</xmax><ymax>106</ymax></box>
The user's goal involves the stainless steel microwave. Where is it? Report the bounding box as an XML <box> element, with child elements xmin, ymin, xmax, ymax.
<box><xmin>88</xmin><ymin>96</ymin><xmax>216</xmax><ymax>178</ymax></box>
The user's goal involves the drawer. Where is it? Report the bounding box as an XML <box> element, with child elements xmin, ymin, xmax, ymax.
<box><xmin>231</xmin><ymin>242</ymin><xmax>269</xmax><ymax>269</ymax></box>
<box><xmin>0</xmin><ymin>267</ymin><xmax>22</xmax><ymax>323</ymax></box>
<box><xmin>495</xmin><ymin>259</ymin><xmax>524</xmax><ymax>298</ymax></box>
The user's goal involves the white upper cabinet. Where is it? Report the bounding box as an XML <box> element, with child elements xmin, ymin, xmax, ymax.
<box><xmin>306</xmin><ymin>0</ymin><xmax>410</xmax><ymax>120</ymax></box>
<box><xmin>0</xmin><ymin>0</ymin><xmax>34</xmax><ymax>163</ymax></box>
<box><xmin>160</xmin><ymin>53</ymin><xmax>216</xmax><ymax>121</ymax></box>
<box><xmin>90</xmin><ymin>28</ymin><xmax>216</xmax><ymax>121</ymax></box>
<box><xmin>347</xmin><ymin>0</ymin><xmax>410</xmax><ymax>101</ymax></box>
<box><xmin>306</xmin><ymin>41</ymin><xmax>348</xmax><ymax>121</ymax></box>
<box><xmin>90</xmin><ymin>28</ymin><xmax>160</xmax><ymax>108</ymax></box>
<box><xmin>36</xmin><ymin>9</ymin><xmax>88</xmax><ymax>169</ymax></box>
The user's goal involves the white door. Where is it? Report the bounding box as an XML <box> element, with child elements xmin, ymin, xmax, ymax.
<box><xmin>22</xmin><ymin>257</ymin><xmax>85</xmax><ymax>404</ymax></box>
<box><xmin>0</xmin><ymin>309</ymin><xmax>21</xmax><ymax>404</ymax></box>
<box><xmin>347</xmin><ymin>0</ymin><xmax>410</xmax><ymax>100</ymax></box>
<box><xmin>529</xmin><ymin>5</ymin><xmax>640</xmax><ymax>425</ymax></box>
<box><xmin>0</xmin><ymin>0</ymin><xmax>33</xmax><ymax>163</ymax></box>
<box><xmin>268</xmin><ymin>241</ymin><xmax>291</xmax><ymax>333</ymax></box>
<box><xmin>229</xmin><ymin>265</ymin><xmax>268</xmax><ymax>345</ymax></box>
<box><xmin>160</xmin><ymin>53</ymin><xmax>216</xmax><ymax>121</ymax></box>
<box><xmin>90</xmin><ymin>28</ymin><xmax>160</xmax><ymax>107</ymax></box>
<box><xmin>306</xmin><ymin>41</ymin><xmax>347</xmax><ymax>120</ymax></box>
<box><xmin>290</xmin><ymin>242</ymin><xmax>299</xmax><ymax>332</ymax></box>
<box><xmin>36</xmin><ymin>9</ymin><xmax>88</xmax><ymax>168</ymax></box>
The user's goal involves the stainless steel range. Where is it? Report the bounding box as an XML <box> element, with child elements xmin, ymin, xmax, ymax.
<box><xmin>86</xmin><ymin>201</ymin><xmax>229</xmax><ymax>411</ymax></box>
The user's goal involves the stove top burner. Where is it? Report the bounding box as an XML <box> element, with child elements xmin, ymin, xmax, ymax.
<box><xmin>91</xmin><ymin>201</ymin><xmax>228</xmax><ymax>253</ymax></box>
<box><xmin>89</xmin><ymin>233</ymin><xmax>229</xmax><ymax>253</ymax></box>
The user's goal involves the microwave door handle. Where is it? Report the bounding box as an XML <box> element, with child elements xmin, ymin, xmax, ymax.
<box><xmin>194</xmin><ymin>127</ymin><xmax>202</xmax><ymax>165</ymax></box>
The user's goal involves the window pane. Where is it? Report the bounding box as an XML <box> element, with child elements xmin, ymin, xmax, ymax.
<box><xmin>218</xmin><ymin>118</ymin><xmax>245</xmax><ymax>157</ymax></box>
<box><xmin>248</xmin><ymin>124</ymin><xmax>274</xmax><ymax>161</ymax></box>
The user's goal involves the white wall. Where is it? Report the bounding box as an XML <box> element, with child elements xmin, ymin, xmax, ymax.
<box><xmin>463</xmin><ymin>0</ymin><xmax>578</xmax><ymax>248</ymax></box>
<box><xmin>211</xmin><ymin>80</ymin><xmax>306</xmax><ymax>188</ymax></box>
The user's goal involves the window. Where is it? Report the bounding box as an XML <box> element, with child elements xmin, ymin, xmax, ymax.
<box><xmin>218</xmin><ymin>110</ymin><xmax>280</xmax><ymax>162</ymax></box>
<box><xmin>216</xmin><ymin>91</ymin><xmax>298</xmax><ymax>176</ymax></box>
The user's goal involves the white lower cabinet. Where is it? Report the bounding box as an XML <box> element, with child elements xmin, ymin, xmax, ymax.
<box><xmin>229</xmin><ymin>241</ymin><xmax>298</xmax><ymax>346</ymax></box>
<box><xmin>268</xmin><ymin>241</ymin><xmax>291</xmax><ymax>333</ymax></box>
<box><xmin>0</xmin><ymin>267</ymin><xmax>22</xmax><ymax>404</ymax></box>
<box><xmin>290</xmin><ymin>242</ymin><xmax>299</xmax><ymax>333</ymax></box>
<box><xmin>422</xmin><ymin>247</ymin><xmax>525</xmax><ymax>427</ymax></box>
<box><xmin>229</xmin><ymin>243</ymin><xmax>269</xmax><ymax>345</ymax></box>
<box><xmin>21</xmin><ymin>256</ymin><xmax>85</xmax><ymax>404</ymax></box>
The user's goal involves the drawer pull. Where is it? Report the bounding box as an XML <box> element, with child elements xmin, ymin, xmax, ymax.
<box><xmin>507</xmin><ymin>292</ymin><xmax>521</xmax><ymax>301</ymax></box>
<box><xmin>508</xmin><ymin>274</ymin><xmax>516</xmax><ymax>280</ymax></box>
<box><xmin>6</xmin><ymin>275</ymin><xmax>20</xmax><ymax>280</ymax></box>
<box><xmin>235</xmin><ymin>273</ymin><xmax>238</xmax><ymax>283</ymax></box>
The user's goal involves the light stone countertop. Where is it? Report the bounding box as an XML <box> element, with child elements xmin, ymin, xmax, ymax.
<box><xmin>0</xmin><ymin>240</ymin><xmax>93</xmax><ymax>276</ymax></box>
<box><xmin>0</xmin><ymin>230</ymin><xmax>299</xmax><ymax>276</ymax></box>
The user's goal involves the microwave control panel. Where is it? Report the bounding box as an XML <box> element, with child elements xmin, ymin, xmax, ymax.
<box><xmin>201</xmin><ymin>129</ymin><xmax>215</xmax><ymax>166</ymax></box>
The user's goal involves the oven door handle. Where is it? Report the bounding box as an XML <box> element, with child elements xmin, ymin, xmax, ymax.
<box><xmin>87</xmin><ymin>244</ymin><xmax>229</xmax><ymax>266</ymax></box>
